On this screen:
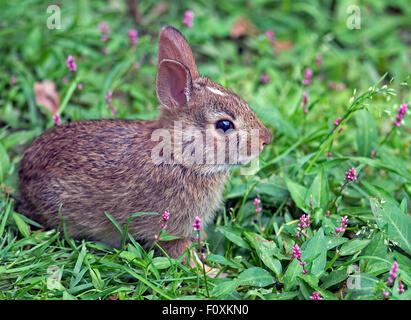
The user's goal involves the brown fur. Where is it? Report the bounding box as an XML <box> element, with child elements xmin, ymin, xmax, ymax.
<box><xmin>17</xmin><ymin>26</ymin><xmax>272</xmax><ymax>258</ymax></box>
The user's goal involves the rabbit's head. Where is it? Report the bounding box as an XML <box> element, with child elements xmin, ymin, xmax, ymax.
<box><xmin>154</xmin><ymin>26</ymin><xmax>272</xmax><ymax>174</ymax></box>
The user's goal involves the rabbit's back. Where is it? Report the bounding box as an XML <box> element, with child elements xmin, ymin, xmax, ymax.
<box><xmin>17</xmin><ymin>119</ymin><xmax>228</xmax><ymax>247</ymax></box>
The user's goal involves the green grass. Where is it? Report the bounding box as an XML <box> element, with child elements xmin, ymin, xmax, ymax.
<box><xmin>0</xmin><ymin>0</ymin><xmax>410</xmax><ymax>300</ymax></box>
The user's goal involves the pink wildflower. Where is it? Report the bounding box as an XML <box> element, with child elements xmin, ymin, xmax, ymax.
<box><xmin>10</xmin><ymin>75</ymin><xmax>17</xmax><ymax>86</ymax></box>
<box><xmin>345</xmin><ymin>168</ymin><xmax>357</xmax><ymax>182</ymax></box>
<box><xmin>182</xmin><ymin>10</ymin><xmax>194</xmax><ymax>28</ymax></box>
<box><xmin>394</xmin><ymin>103</ymin><xmax>407</xmax><ymax>127</ymax></box>
<box><xmin>260</xmin><ymin>73</ymin><xmax>270</xmax><ymax>84</ymax></box>
<box><xmin>127</xmin><ymin>29</ymin><xmax>138</xmax><ymax>45</ymax></box>
<box><xmin>66</xmin><ymin>55</ymin><xmax>76</xmax><ymax>72</ymax></box>
<box><xmin>77</xmin><ymin>83</ymin><xmax>83</xmax><ymax>91</ymax></box>
<box><xmin>371</xmin><ymin>149</ymin><xmax>376</xmax><ymax>158</ymax></box>
<box><xmin>301</xmin><ymin>91</ymin><xmax>309</xmax><ymax>113</ymax></box>
<box><xmin>98</xmin><ymin>21</ymin><xmax>108</xmax><ymax>34</ymax></box>
<box><xmin>388</xmin><ymin>261</ymin><xmax>398</xmax><ymax>285</ymax></box>
<box><xmin>192</xmin><ymin>216</ymin><xmax>201</xmax><ymax>232</ymax></box>
<box><xmin>309</xmin><ymin>292</ymin><xmax>322</xmax><ymax>300</ymax></box>
<box><xmin>302</xmin><ymin>68</ymin><xmax>313</xmax><ymax>86</ymax></box>
<box><xmin>333</xmin><ymin>117</ymin><xmax>341</xmax><ymax>126</ymax></box>
<box><xmin>134</xmin><ymin>62</ymin><xmax>141</xmax><ymax>69</ymax></box>
<box><xmin>327</xmin><ymin>152</ymin><xmax>332</xmax><ymax>158</ymax></box>
<box><xmin>265</xmin><ymin>29</ymin><xmax>275</xmax><ymax>44</ymax></box>
<box><xmin>336</xmin><ymin>216</ymin><xmax>349</xmax><ymax>234</ymax></box>
<box><xmin>53</xmin><ymin>114</ymin><xmax>61</xmax><ymax>126</ymax></box>
<box><xmin>398</xmin><ymin>279</ymin><xmax>405</xmax><ymax>294</ymax></box>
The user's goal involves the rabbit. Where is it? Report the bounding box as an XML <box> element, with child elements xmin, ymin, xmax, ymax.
<box><xmin>17</xmin><ymin>26</ymin><xmax>272</xmax><ymax>261</ymax></box>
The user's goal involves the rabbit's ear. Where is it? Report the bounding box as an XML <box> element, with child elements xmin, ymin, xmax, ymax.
<box><xmin>158</xmin><ymin>26</ymin><xmax>199</xmax><ymax>80</ymax></box>
<box><xmin>156</xmin><ymin>59</ymin><xmax>193</xmax><ymax>108</ymax></box>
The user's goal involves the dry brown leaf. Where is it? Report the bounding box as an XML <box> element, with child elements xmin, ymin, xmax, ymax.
<box><xmin>34</xmin><ymin>81</ymin><xmax>60</xmax><ymax>115</ymax></box>
<box><xmin>230</xmin><ymin>16</ymin><xmax>259</xmax><ymax>38</ymax></box>
<box><xmin>274</xmin><ymin>40</ymin><xmax>293</xmax><ymax>52</ymax></box>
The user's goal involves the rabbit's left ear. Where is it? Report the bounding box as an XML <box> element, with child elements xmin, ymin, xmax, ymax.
<box><xmin>158</xmin><ymin>26</ymin><xmax>199</xmax><ymax>80</ymax></box>
<box><xmin>156</xmin><ymin>59</ymin><xmax>193</xmax><ymax>109</ymax></box>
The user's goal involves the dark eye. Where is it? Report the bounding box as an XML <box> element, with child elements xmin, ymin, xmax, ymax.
<box><xmin>215</xmin><ymin>120</ymin><xmax>234</xmax><ymax>132</ymax></box>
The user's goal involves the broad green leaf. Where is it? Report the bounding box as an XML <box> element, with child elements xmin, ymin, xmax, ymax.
<box><xmin>320</xmin><ymin>268</ymin><xmax>349</xmax><ymax>289</ymax></box>
<box><xmin>210</xmin><ymin>279</ymin><xmax>238</xmax><ymax>297</ymax></box>
<box><xmin>284</xmin><ymin>258</ymin><xmax>303</xmax><ymax>291</ymax></box>
<box><xmin>237</xmin><ymin>267</ymin><xmax>274</xmax><ymax>287</ymax></box>
<box><xmin>151</xmin><ymin>257</ymin><xmax>171</xmax><ymax>270</ymax></box>
<box><xmin>355</xmin><ymin>109</ymin><xmax>377</xmax><ymax>157</ymax></box>
<box><xmin>370</xmin><ymin>197</ymin><xmax>411</xmax><ymax>255</ymax></box>
<box><xmin>244</xmin><ymin>231</ymin><xmax>282</xmax><ymax>277</ymax></box>
<box><xmin>306</xmin><ymin>166</ymin><xmax>329</xmax><ymax>212</ymax></box>
<box><xmin>12</xmin><ymin>212</ymin><xmax>30</xmax><ymax>238</ymax></box>
<box><xmin>0</xmin><ymin>143</ymin><xmax>10</xmax><ymax>182</ymax></box>
<box><xmin>339</xmin><ymin>239</ymin><xmax>371</xmax><ymax>256</ymax></box>
<box><xmin>206</xmin><ymin>254</ymin><xmax>241</xmax><ymax>269</ymax></box>
<box><xmin>324</xmin><ymin>236</ymin><xmax>349</xmax><ymax>250</ymax></box>
<box><xmin>264</xmin><ymin>291</ymin><xmax>299</xmax><ymax>300</ymax></box>
<box><xmin>284</xmin><ymin>177</ymin><xmax>309</xmax><ymax>212</ymax></box>
<box><xmin>301</xmin><ymin>229</ymin><xmax>327</xmax><ymax>277</ymax></box>
<box><xmin>216</xmin><ymin>226</ymin><xmax>250</xmax><ymax>250</ymax></box>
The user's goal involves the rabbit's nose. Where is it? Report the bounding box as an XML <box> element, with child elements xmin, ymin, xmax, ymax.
<box><xmin>260</xmin><ymin>128</ymin><xmax>273</xmax><ymax>147</ymax></box>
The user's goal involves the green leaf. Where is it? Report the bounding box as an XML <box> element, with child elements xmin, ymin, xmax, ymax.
<box><xmin>355</xmin><ymin>109</ymin><xmax>377</xmax><ymax>157</ymax></box>
<box><xmin>339</xmin><ymin>239</ymin><xmax>371</xmax><ymax>256</ymax></box>
<box><xmin>216</xmin><ymin>226</ymin><xmax>250</xmax><ymax>250</ymax></box>
<box><xmin>206</xmin><ymin>254</ymin><xmax>241</xmax><ymax>269</ymax></box>
<box><xmin>12</xmin><ymin>212</ymin><xmax>30</xmax><ymax>238</ymax></box>
<box><xmin>210</xmin><ymin>279</ymin><xmax>238</xmax><ymax>297</ymax></box>
<box><xmin>320</xmin><ymin>268</ymin><xmax>348</xmax><ymax>289</ymax></box>
<box><xmin>284</xmin><ymin>177</ymin><xmax>309</xmax><ymax>212</ymax></box>
<box><xmin>306</xmin><ymin>166</ymin><xmax>329</xmax><ymax>212</ymax></box>
<box><xmin>244</xmin><ymin>231</ymin><xmax>282</xmax><ymax>277</ymax></box>
<box><xmin>301</xmin><ymin>229</ymin><xmax>327</xmax><ymax>277</ymax></box>
<box><xmin>237</xmin><ymin>267</ymin><xmax>274</xmax><ymax>288</ymax></box>
<box><xmin>0</xmin><ymin>142</ymin><xmax>10</xmax><ymax>182</ymax></box>
<box><xmin>264</xmin><ymin>291</ymin><xmax>299</xmax><ymax>300</ymax></box>
<box><xmin>284</xmin><ymin>259</ymin><xmax>303</xmax><ymax>291</ymax></box>
<box><xmin>370</xmin><ymin>197</ymin><xmax>411</xmax><ymax>255</ymax></box>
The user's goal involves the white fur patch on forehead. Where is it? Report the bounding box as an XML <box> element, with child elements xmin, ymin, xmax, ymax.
<box><xmin>206</xmin><ymin>86</ymin><xmax>226</xmax><ymax>96</ymax></box>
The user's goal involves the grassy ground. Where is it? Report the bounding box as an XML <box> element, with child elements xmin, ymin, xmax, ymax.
<box><xmin>0</xmin><ymin>0</ymin><xmax>410</xmax><ymax>300</ymax></box>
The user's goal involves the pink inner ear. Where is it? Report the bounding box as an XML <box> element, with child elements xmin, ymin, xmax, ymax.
<box><xmin>157</xmin><ymin>59</ymin><xmax>192</xmax><ymax>108</ymax></box>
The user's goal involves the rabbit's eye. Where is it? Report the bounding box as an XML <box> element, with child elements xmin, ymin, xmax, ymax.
<box><xmin>215</xmin><ymin>120</ymin><xmax>234</xmax><ymax>132</ymax></box>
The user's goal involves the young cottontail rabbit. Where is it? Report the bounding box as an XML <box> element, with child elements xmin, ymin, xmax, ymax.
<box><xmin>17</xmin><ymin>26</ymin><xmax>272</xmax><ymax>260</ymax></box>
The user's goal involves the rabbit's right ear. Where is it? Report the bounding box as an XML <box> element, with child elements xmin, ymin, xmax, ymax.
<box><xmin>156</xmin><ymin>59</ymin><xmax>193</xmax><ymax>109</ymax></box>
<box><xmin>158</xmin><ymin>26</ymin><xmax>199</xmax><ymax>80</ymax></box>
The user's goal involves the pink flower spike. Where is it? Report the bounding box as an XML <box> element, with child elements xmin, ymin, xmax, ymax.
<box><xmin>333</xmin><ymin>117</ymin><xmax>342</xmax><ymax>126</ymax></box>
<box><xmin>53</xmin><ymin>114</ymin><xmax>61</xmax><ymax>126</ymax></box>
<box><xmin>77</xmin><ymin>83</ymin><xmax>83</xmax><ymax>91</ymax></box>
<box><xmin>111</xmin><ymin>107</ymin><xmax>117</xmax><ymax>116</ymax></box>
<box><xmin>127</xmin><ymin>29</ymin><xmax>138</xmax><ymax>45</ymax></box>
<box><xmin>394</xmin><ymin>103</ymin><xmax>408</xmax><ymax>128</ymax></box>
<box><xmin>253</xmin><ymin>198</ymin><xmax>261</xmax><ymax>206</ymax></box>
<box><xmin>99</xmin><ymin>21</ymin><xmax>108</xmax><ymax>34</ymax></box>
<box><xmin>10</xmin><ymin>75</ymin><xmax>17</xmax><ymax>86</ymax></box>
<box><xmin>182</xmin><ymin>10</ymin><xmax>194</xmax><ymax>28</ymax></box>
<box><xmin>134</xmin><ymin>62</ymin><xmax>141</xmax><ymax>69</ymax></box>
<box><xmin>192</xmin><ymin>216</ymin><xmax>201</xmax><ymax>232</ymax></box>
<box><xmin>265</xmin><ymin>29</ymin><xmax>275</xmax><ymax>42</ymax></box>
<box><xmin>371</xmin><ymin>149</ymin><xmax>376</xmax><ymax>158</ymax></box>
<box><xmin>260</xmin><ymin>73</ymin><xmax>270</xmax><ymax>84</ymax></box>
<box><xmin>327</xmin><ymin>152</ymin><xmax>332</xmax><ymax>158</ymax></box>
<box><xmin>309</xmin><ymin>292</ymin><xmax>322</xmax><ymax>300</ymax></box>
<box><xmin>66</xmin><ymin>55</ymin><xmax>77</xmax><ymax>72</ymax></box>
<box><xmin>304</xmin><ymin>68</ymin><xmax>313</xmax><ymax>79</ymax></box>
<box><xmin>338</xmin><ymin>127</ymin><xmax>344</xmax><ymax>133</ymax></box>
<box><xmin>105</xmin><ymin>91</ymin><xmax>112</xmax><ymax>103</ymax></box>
<box><xmin>345</xmin><ymin>167</ymin><xmax>357</xmax><ymax>182</ymax></box>
<box><xmin>382</xmin><ymin>291</ymin><xmax>390</xmax><ymax>297</ymax></box>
